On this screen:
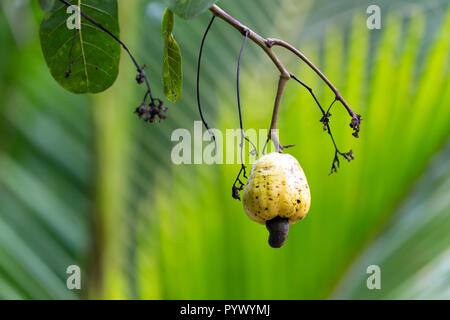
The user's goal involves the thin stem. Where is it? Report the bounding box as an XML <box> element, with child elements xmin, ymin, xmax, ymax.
<box><xmin>237</xmin><ymin>30</ymin><xmax>249</xmax><ymax>166</ymax></box>
<box><xmin>291</xmin><ymin>74</ymin><xmax>353</xmax><ymax>174</ymax></box>
<box><xmin>290</xmin><ymin>74</ymin><xmax>326</xmax><ymax>115</ymax></box>
<box><xmin>65</xmin><ymin>29</ymin><xmax>78</xmax><ymax>78</ymax></box>
<box><xmin>269</xmin><ymin>76</ymin><xmax>289</xmax><ymax>152</ymax></box>
<box><xmin>262</xmin><ymin>138</ymin><xmax>269</xmax><ymax>155</ymax></box>
<box><xmin>231</xmin><ymin>30</ymin><xmax>249</xmax><ymax>201</ymax></box>
<box><xmin>245</xmin><ymin>136</ymin><xmax>258</xmax><ymax>159</ymax></box>
<box><xmin>196</xmin><ymin>15</ymin><xmax>217</xmax><ymax>152</ymax></box>
<box><xmin>326</xmin><ymin>98</ymin><xmax>337</xmax><ymax>115</ymax></box>
<box><xmin>266</xmin><ymin>38</ymin><xmax>361</xmax><ymax>137</ymax></box>
<box><xmin>232</xmin><ymin>30</ymin><xmax>263</xmax><ymax>200</ymax></box>
<box><xmin>210</xmin><ymin>5</ymin><xmax>290</xmax><ymax>79</ymax></box>
<box><xmin>266</xmin><ymin>38</ymin><xmax>355</xmax><ymax>118</ymax></box>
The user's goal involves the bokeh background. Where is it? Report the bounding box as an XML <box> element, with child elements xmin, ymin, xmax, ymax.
<box><xmin>0</xmin><ymin>0</ymin><xmax>449</xmax><ymax>299</ymax></box>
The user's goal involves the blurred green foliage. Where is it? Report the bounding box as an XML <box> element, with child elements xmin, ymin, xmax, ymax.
<box><xmin>0</xmin><ymin>0</ymin><xmax>449</xmax><ymax>299</ymax></box>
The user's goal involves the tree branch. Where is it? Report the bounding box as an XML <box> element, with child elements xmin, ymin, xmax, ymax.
<box><xmin>266</xmin><ymin>39</ymin><xmax>353</xmax><ymax>116</ymax></box>
<box><xmin>209</xmin><ymin>4</ymin><xmax>362</xmax><ymax>148</ymax></box>
<box><xmin>266</xmin><ymin>39</ymin><xmax>361</xmax><ymax>137</ymax></box>
<box><xmin>57</xmin><ymin>0</ymin><xmax>166</xmax><ymax>122</ymax></box>
<box><xmin>209</xmin><ymin>5</ymin><xmax>290</xmax><ymax>79</ymax></box>
<box><xmin>210</xmin><ymin>4</ymin><xmax>290</xmax><ymax>152</ymax></box>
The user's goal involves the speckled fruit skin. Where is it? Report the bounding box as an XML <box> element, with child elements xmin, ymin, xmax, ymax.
<box><xmin>243</xmin><ymin>152</ymin><xmax>311</xmax><ymax>225</ymax></box>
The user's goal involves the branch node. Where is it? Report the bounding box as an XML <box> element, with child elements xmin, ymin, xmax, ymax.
<box><xmin>241</xmin><ymin>28</ymin><xmax>250</xmax><ymax>37</ymax></box>
<box><xmin>266</xmin><ymin>38</ymin><xmax>275</xmax><ymax>48</ymax></box>
<box><xmin>320</xmin><ymin>112</ymin><xmax>332</xmax><ymax>131</ymax></box>
<box><xmin>280</xmin><ymin>144</ymin><xmax>295</xmax><ymax>151</ymax></box>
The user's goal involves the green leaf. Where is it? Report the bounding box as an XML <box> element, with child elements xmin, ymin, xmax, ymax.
<box><xmin>163</xmin><ymin>0</ymin><xmax>219</xmax><ymax>19</ymax></box>
<box><xmin>162</xmin><ymin>9</ymin><xmax>182</xmax><ymax>102</ymax></box>
<box><xmin>39</xmin><ymin>0</ymin><xmax>55</xmax><ymax>11</ymax></box>
<box><xmin>162</xmin><ymin>7</ymin><xmax>175</xmax><ymax>37</ymax></box>
<box><xmin>39</xmin><ymin>0</ymin><xmax>121</xmax><ymax>94</ymax></box>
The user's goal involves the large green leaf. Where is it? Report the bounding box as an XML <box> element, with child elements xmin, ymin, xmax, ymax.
<box><xmin>164</xmin><ymin>0</ymin><xmax>219</xmax><ymax>19</ymax></box>
<box><xmin>162</xmin><ymin>9</ymin><xmax>182</xmax><ymax>102</ymax></box>
<box><xmin>39</xmin><ymin>0</ymin><xmax>120</xmax><ymax>94</ymax></box>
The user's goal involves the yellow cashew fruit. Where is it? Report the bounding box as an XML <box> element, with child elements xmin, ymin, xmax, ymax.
<box><xmin>242</xmin><ymin>152</ymin><xmax>311</xmax><ymax>247</ymax></box>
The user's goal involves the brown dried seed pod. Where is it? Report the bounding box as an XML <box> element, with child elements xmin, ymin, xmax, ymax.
<box><xmin>266</xmin><ymin>216</ymin><xmax>290</xmax><ymax>248</ymax></box>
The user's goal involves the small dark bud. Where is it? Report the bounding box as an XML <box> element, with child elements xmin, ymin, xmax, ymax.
<box><xmin>134</xmin><ymin>103</ymin><xmax>147</xmax><ymax>119</ymax></box>
<box><xmin>232</xmin><ymin>185</ymin><xmax>241</xmax><ymax>200</ymax></box>
<box><xmin>329</xmin><ymin>154</ymin><xmax>340</xmax><ymax>175</ymax></box>
<box><xmin>136</xmin><ymin>73</ymin><xmax>144</xmax><ymax>84</ymax></box>
<box><xmin>342</xmin><ymin>150</ymin><xmax>354</xmax><ymax>162</ymax></box>
<box><xmin>135</xmin><ymin>100</ymin><xmax>168</xmax><ymax>123</ymax></box>
<box><xmin>320</xmin><ymin>112</ymin><xmax>332</xmax><ymax>131</ymax></box>
<box><xmin>350</xmin><ymin>114</ymin><xmax>362</xmax><ymax>138</ymax></box>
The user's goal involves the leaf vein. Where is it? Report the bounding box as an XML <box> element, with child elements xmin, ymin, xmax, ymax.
<box><xmin>80</xmin><ymin>3</ymin><xmax>113</xmax><ymax>18</ymax></box>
